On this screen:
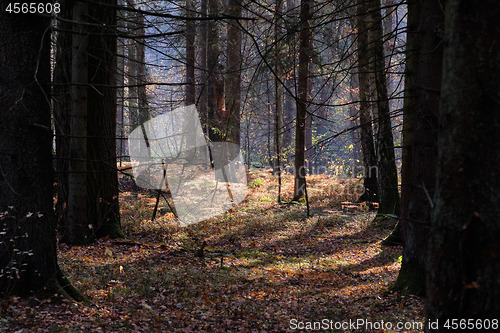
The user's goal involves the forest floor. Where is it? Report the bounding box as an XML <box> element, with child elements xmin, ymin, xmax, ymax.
<box><xmin>0</xmin><ymin>169</ymin><xmax>424</xmax><ymax>332</ymax></box>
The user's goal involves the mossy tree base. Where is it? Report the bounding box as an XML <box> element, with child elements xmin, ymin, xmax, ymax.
<box><xmin>38</xmin><ymin>269</ymin><xmax>89</xmax><ymax>304</ymax></box>
<box><xmin>390</xmin><ymin>260</ymin><xmax>425</xmax><ymax>297</ymax></box>
<box><xmin>381</xmin><ymin>222</ymin><xmax>403</xmax><ymax>246</ymax></box>
<box><xmin>97</xmin><ymin>223</ymin><xmax>125</xmax><ymax>240</ymax></box>
<box><xmin>372</xmin><ymin>213</ymin><xmax>398</xmax><ymax>230</ymax></box>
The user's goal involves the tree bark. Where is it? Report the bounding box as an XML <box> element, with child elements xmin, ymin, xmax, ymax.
<box><xmin>293</xmin><ymin>0</ymin><xmax>311</xmax><ymax>200</ymax></box>
<box><xmin>274</xmin><ymin>0</ymin><xmax>283</xmax><ymax>201</ymax></box>
<box><xmin>53</xmin><ymin>0</ymin><xmax>73</xmax><ymax>233</ymax></box>
<box><xmin>0</xmin><ymin>4</ymin><xmax>81</xmax><ymax>299</ymax></box>
<box><xmin>367</xmin><ymin>0</ymin><xmax>400</xmax><ymax>220</ymax></box>
<box><xmin>390</xmin><ymin>0</ymin><xmax>443</xmax><ymax>295</ymax></box>
<box><xmin>116</xmin><ymin>0</ymin><xmax>127</xmax><ymax>165</ymax></box>
<box><xmin>198</xmin><ymin>0</ymin><xmax>208</xmax><ymax>137</ymax></box>
<box><xmin>67</xmin><ymin>0</ymin><xmax>91</xmax><ymax>243</ymax></box>
<box><xmin>63</xmin><ymin>0</ymin><xmax>124</xmax><ymax>243</ymax></box>
<box><xmin>356</xmin><ymin>0</ymin><xmax>379</xmax><ymax>203</ymax></box>
<box><xmin>87</xmin><ymin>0</ymin><xmax>123</xmax><ymax>239</ymax></box>
<box><xmin>207</xmin><ymin>0</ymin><xmax>222</xmax><ymax>143</ymax></box>
<box><xmin>426</xmin><ymin>0</ymin><xmax>500</xmax><ymax>327</ymax></box>
<box><xmin>225</xmin><ymin>0</ymin><xmax>242</xmax><ymax>144</ymax></box>
<box><xmin>185</xmin><ymin>0</ymin><xmax>196</xmax><ymax>106</ymax></box>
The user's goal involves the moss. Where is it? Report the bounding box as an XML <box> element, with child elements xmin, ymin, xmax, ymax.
<box><xmin>97</xmin><ymin>222</ymin><xmax>125</xmax><ymax>239</ymax></box>
<box><xmin>37</xmin><ymin>269</ymin><xmax>89</xmax><ymax>304</ymax></box>
<box><xmin>372</xmin><ymin>213</ymin><xmax>398</xmax><ymax>229</ymax></box>
<box><xmin>390</xmin><ymin>260</ymin><xmax>426</xmax><ymax>297</ymax></box>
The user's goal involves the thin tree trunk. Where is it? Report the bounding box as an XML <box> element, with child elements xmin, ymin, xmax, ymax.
<box><xmin>207</xmin><ymin>0</ymin><xmax>222</xmax><ymax>143</ymax></box>
<box><xmin>88</xmin><ymin>0</ymin><xmax>123</xmax><ymax>239</ymax></box>
<box><xmin>282</xmin><ymin>76</ymin><xmax>295</xmax><ymax>166</ymax></box>
<box><xmin>186</xmin><ymin>0</ymin><xmax>196</xmax><ymax>106</ymax></box>
<box><xmin>349</xmin><ymin>73</ymin><xmax>362</xmax><ymax>166</ymax></box>
<box><xmin>53</xmin><ymin>0</ymin><xmax>72</xmax><ymax>232</ymax></box>
<box><xmin>225</xmin><ymin>0</ymin><xmax>242</xmax><ymax>144</ymax></box>
<box><xmin>367</xmin><ymin>0</ymin><xmax>400</xmax><ymax>220</ymax></box>
<box><xmin>356</xmin><ymin>0</ymin><xmax>379</xmax><ymax>203</ymax></box>
<box><xmin>198</xmin><ymin>0</ymin><xmax>208</xmax><ymax>136</ymax></box>
<box><xmin>274</xmin><ymin>0</ymin><xmax>283</xmax><ymax>201</ymax></box>
<box><xmin>293</xmin><ymin>0</ymin><xmax>311</xmax><ymax>200</ymax></box>
<box><xmin>136</xmin><ymin>11</ymin><xmax>149</xmax><ymax>125</ymax></box>
<box><xmin>127</xmin><ymin>0</ymin><xmax>139</xmax><ymax>128</ymax></box>
<box><xmin>116</xmin><ymin>0</ymin><xmax>126</xmax><ymax>165</ymax></box>
<box><xmin>67</xmin><ymin>0</ymin><xmax>90</xmax><ymax>244</ymax></box>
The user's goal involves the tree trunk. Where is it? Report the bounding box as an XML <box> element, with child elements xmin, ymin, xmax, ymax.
<box><xmin>66</xmin><ymin>0</ymin><xmax>91</xmax><ymax>244</ymax></box>
<box><xmin>87</xmin><ymin>0</ymin><xmax>123</xmax><ymax>239</ymax></box>
<box><xmin>185</xmin><ymin>0</ymin><xmax>196</xmax><ymax>106</ymax></box>
<box><xmin>207</xmin><ymin>0</ymin><xmax>222</xmax><ymax>143</ymax></box>
<box><xmin>348</xmin><ymin>73</ymin><xmax>362</xmax><ymax>166</ymax></box>
<box><xmin>426</xmin><ymin>0</ymin><xmax>500</xmax><ymax>327</ymax></box>
<box><xmin>356</xmin><ymin>0</ymin><xmax>379</xmax><ymax>203</ymax></box>
<box><xmin>116</xmin><ymin>1</ymin><xmax>126</xmax><ymax>165</ymax></box>
<box><xmin>367</xmin><ymin>0</ymin><xmax>400</xmax><ymax>220</ymax></box>
<box><xmin>225</xmin><ymin>0</ymin><xmax>242</xmax><ymax>144</ymax></box>
<box><xmin>293</xmin><ymin>0</ymin><xmax>311</xmax><ymax>200</ymax></box>
<box><xmin>0</xmin><ymin>4</ymin><xmax>81</xmax><ymax>300</ymax></box>
<box><xmin>53</xmin><ymin>0</ymin><xmax>73</xmax><ymax>233</ymax></box>
<box><xmin>282</xmin><ymin>76</ymin><xmax>295</xmax><ymax>166</ymax></box>
<box><xmin>127</xmin><ymin>2</ymin><xmax>148</xmax><ymax>128</ymax></box>
<box><xmin>63</xmin><ymin>0</ymin><xmax>123</xmax><ymax>244</ymax></box>
<box><xmin>274</xmin><ymin>0</ymin><xmax>283</xmax><ymax>201</ymax></box>
<box><xmin>390</xmin><ymin>0</ymin><xmax>443</xmax><ymax>295</ymax></box>
<box><xmin>198</xmin><ymin>0</ymin><xmax>208</xmax><ymax>137</ymax></box>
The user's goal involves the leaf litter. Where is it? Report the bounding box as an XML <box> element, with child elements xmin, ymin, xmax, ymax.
<box><xmin>0</xmin><ymin>169</ymin><xmax>424</xmax><ymax>332</ymax></box>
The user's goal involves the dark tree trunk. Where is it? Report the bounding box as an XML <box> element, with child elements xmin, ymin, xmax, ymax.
<box><xmin>198</xmin><ymin>0</ymin><xmax>208</xmax><ymax>136</ymax></box>
<box><xmin>367</xmin><ymin>0</ymin><xmax>400</xmax><ymax>219</ymax></box>
<box><xmin>0</xmin><ymin>5</ymin><xmax>80</xmax><ymax>299</ymax></box>
<box><xmin>53</xmin><ymin>0</ymin><xmax>73</xmax><ymax>232</ymax></box>
<box><xmin>316</xmin><ymin>83</ymin><xmax>330</xmax><ymax>170</ymax></box>
<box><xmin>293</xmin><ymin>0</ymin><xmax>311</xmax><ymax>200</ymax></box>
<box><xmin>207</xmin><ymin>0</ymin><xmax>222</xmax><ymax>142</ymax></box>
<box><xmin>426</xmin><ymin>0</ymin><xmax>500</xmax><ymax>327</ymax></box>
<box><xmin>87</xmin><ymin>0</ymin><xmax>123</xmax><ymax>239</ymax></box>
<box><xmin>390</xmin><ymin>0</ymin><xmax>443</xmax><ymax>295</ymax></box>
<box><xmin>282</xmin><ymin>76</ymin><xmax>295</xmax><ymax>166</ymax></box>
<box><xmin>356</xmin><ymin>0</ymin><xmax>379</xmax><ymax>203</ymax></box>
<box><xmin>126</xmin><ymin>0</ymin><xmax>139</xmax><ymax>128</ymax></box>
<box><xmin>63</xmin><ymin>0</ymin><xmax>123</xmax><ymax>244</ymax></box>
<box><xmin>305</xmin><ymin>98</ymin><xmax>313</xmax><ymax>173</ymax></box>
<box><xmin>348</xmin><ymin>73</ymin><xmax>362</xmax><ymax>166</ymax></box>
<box><xmin>225</xmin><ymin>0</ymin><xmax>242</xmax><ymax>144</ymax></box>
<box><xmin>185</xmin><ymin>0</ymin><xmax>196</xmax><ymax>106</ymax></box>
<box><xmin>135</xmin><ymin>12</ymin><xmax>149</xmax><ymax>125</ymax></box>
<box><xmin>116</xmin><ymin>0</ymin><xmax>127</xmax><ymax>165</ymax></box>
<box><xmin>66</xmin><ymin>0</ymin><xmax>91</xmax><ymax>243</ymax></box>
<box><xmin>274</xmin><ymin>0</ymin><xmax>283</xmax><ymax>200</ymax></box>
